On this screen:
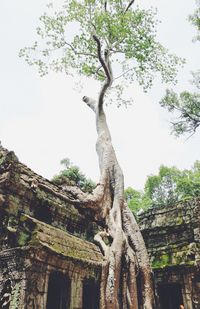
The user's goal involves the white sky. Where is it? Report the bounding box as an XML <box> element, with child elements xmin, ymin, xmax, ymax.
<box><xmin>0</xmin><ymin>0</ymin><xmax>199</xmax><ymax>190</ymax></box>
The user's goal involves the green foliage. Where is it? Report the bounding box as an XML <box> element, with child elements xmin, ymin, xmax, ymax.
<box><xmin>189</xmin><ymin>0</ymin><xmax>200</xmax><ymax>41</ymax></box>
<box><xmin>160</xmin><ymin>88</ymin><xmax>200</xmax><ymax>136</ymax></box>
<box><xmin>124</xmin><ymin>186</ymin><xmax>151</xmax><ymax>214</ymax></box>
<box><xmin>160</xmin><ymin>1</ymin><xmax>200</xmax><ymax>136</ymax></box>
<box><xmin>126</xmin><ymin>161</ymin><xmax>200</xmax><ymax>212</ymax></box>
<box><xmin>19</xmin><ymin>0</ymin><xmax>183</xmax><ymax>100</ymax></box>
<box><xmin>52</xmin><ymin>158</ymin><xmax>96</xmax><ymax>193</ymax></box>
<box><xmin>144</xmin><ymin>165</ymin><xmax>181</xmax><ymax>206</ymax></box>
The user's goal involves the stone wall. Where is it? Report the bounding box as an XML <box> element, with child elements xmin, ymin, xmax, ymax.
<box><xmin>0</xmin><ymin>146</ymin><xmax>103</xmax><ymax>309</ymax></box>
<box><xmin>139</xmin><ymin>199</ymin><xmax>200</xmax><ymax>309</ymax></box>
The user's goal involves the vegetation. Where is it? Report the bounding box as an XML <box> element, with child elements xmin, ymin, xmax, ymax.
<box><xmin>52</xmin><ymin>158</ymin><xmax>96</xmax><ymax>193</ymax></box>
<box><xmin>124</xmin><ymin>186</ymin><xmax>150</xmax><ymax>214</ymax></box>
<box><xmin>125</xmin><ymin>161</ymin><xmax>200</xmax><ymax>213</ymax></box>
<box><xmin>21</xmin><ymin>1</ymin><xmax>183</xmax><ymax>308</ymax></box>
<box><xmin>160</xmin><ymin>0</ymin><xmax>200</xmax><ymax>137</ymax></box>
<box><xmin>19</xmin><ymin>0</ymin><xmax>183</xmax><ymax>104</ymax></box>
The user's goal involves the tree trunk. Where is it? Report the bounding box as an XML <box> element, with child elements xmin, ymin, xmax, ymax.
<box><xmin>75</xmin><ymin>35</ymin><xmax>155</xmax><ymax>308</ymax></box>
<box><xmin>83</xmin><ymin>93</ymin><xmax>154</xmax><ymax>308</ymax></box>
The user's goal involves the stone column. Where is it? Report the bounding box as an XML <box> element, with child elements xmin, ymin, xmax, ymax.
<box><xmin>182</xmin><ymin>274</ymin><xmax>193</xmax><ymax>309</ymax></box>
<box><xmin>70</xmin><ymin>274</ymin><xmax>83</xmax><ymax>309</ymax></box>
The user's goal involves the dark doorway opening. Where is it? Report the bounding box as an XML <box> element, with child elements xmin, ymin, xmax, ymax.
<box><xmin>158</xmin><ymin>283</ymin><xmax>183</xmax><ymax>309</ymax></box>
<box><xmin>82</xmin><ymin>278</ymin><xmax>100</xmax><ymax>309</ymax></box>
<box><xmin>136</xmin><ymin>274</ymin><xmax>143</xmax><ymax>309</ymax></box>
<box><xmin>34</xmin><ymin>203</ymin><xmax>52</xmax><ymax>224</ymax></box>
<box><xmin>46</xmin><ymin>272</ymin><xmax>71</xmax><ymax>309</ymax></box>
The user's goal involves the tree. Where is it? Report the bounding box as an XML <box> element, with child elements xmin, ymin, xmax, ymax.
<box><xmin>160</xmin><ymin>82</ymin><xmax>200</xmax><ymax>137</ymax></box>
<box><xmin>189</xmin><ymin>0</ymin><xmax>200</xmax><ymax>41</ymax></box>
<box><xmin>52</xmin><ymin>158</ymin><xmax>96</xmax><ymax>193</ymax></box>
<box><xmin>125</xmin><ymin>187</ymin><xmax>151</xmax><ymax>214</ymax></box>
<box><xmin>20</xmin><ymin>1</ymin><xmax>182</xmax><ymax>308</ymax></box>
<box><xmin>160</xmin><ymin>1</ymin><xmax>200</xmax><ymax>137</ymax></box>
<box><xmin>128</xmin><ymin>162</ymin><xmax>200</xmax><ymax>210</ymax></box>
<box><xmin>144</xmin><ymin>165</ymin><xmax>181</xmax><ymax>207</ymax></box>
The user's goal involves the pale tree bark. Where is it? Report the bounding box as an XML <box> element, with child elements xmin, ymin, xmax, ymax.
<box><xmin>80</xmin><ymin>35</ymin><xmax>155</xmax><ymax>308</ymax></box>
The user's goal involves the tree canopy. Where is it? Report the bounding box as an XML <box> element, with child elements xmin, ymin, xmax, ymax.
<box><xmin>125</xmin><ymin>161</ymin><xmax>200</xmax><ymax>213</ymax></box>
<box><xmin>20</xmin><ymin>0</ymin><xmax>183</xmax><ymax>105</ymax></box>
<box><xmin>189</xmin><ymin>0</ymin><xmax>200</xmax><ymax>41</ymax></box>
<box><xmin>160</xmin><ymin>0</ymin><xmax>200</xmax><ymax>137</ymax></box>
<box><xmin>52</xmin><ymin>158</ymin><xmax>96</xmax><ymax>192</ymax></box>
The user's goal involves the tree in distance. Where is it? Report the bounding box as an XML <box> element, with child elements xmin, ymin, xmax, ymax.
<box><xmin>52</xmin><ymin>158</ymin><xmax>96</xmax><ymax>193</ymax></box>
<box><xmin>160</xmin><ymin>0</ymin><xmax>200</xmax><ymax>137</ymax></box>
<box><xmin>20</xmin><ymin>1</ymin><xmax>183</xmax><ymax>308</ymax></box>
<box><xmin>125</xmin><ymin>162</ymin><xmax>200</xmax><ymax>215</ymax></box>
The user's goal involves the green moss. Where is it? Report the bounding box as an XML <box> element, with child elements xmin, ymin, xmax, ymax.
<box><xmin>152</xmin><ymin>243</ymin><xmax>198</xmax><ymax>269</ymax></box>
<box><xmin>36</xmin><ymin>188</ymin><xmax>47</xmax><ymax>200</ymax></box>
<box><xmin>19</xmin><ymin>214</ymin><xmax>29</xmax><ymax>223</ymax></box>
<box><xmin>10</xmin><ymin>282</ymin><xmax>21</xmax><ymax>309</ymax></box>
<box><xmin>0</xmin><ymin>156</ymin><xmax>5</xmax><ymax>165</ymax></box>
<box><xmin>176</xmin><ymin>214</ymin><xmax>183</xmax><ymax>225</ymax></box>
<box><xmin>6</xmin><ymin>216</ymin><xmax>18</xmax><ymax>233</ymax></box>
<box><xmin>17</xmin><ymin>230</ymin><xmax>30</xmax><ymax>246</ymax></box>
<box><xmin>152</xmin><ymin>253</ymin><xmax>171</xmax><ymax>269</ymax></box>
<box><xmin>7</xmin><ymin>196</ymin><xmax>20</xmax><ymax>215</ymax></box>
<box><xmin>29</xmin><ymin>230</ymin><xmax>40</xmax><ymax>246</ymax></box>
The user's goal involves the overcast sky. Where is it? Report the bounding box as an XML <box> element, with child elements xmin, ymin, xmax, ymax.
<box><xmin>0</xmin><ymin>0</ymin><xmax>199</xmax><ymax>190</ymax></box>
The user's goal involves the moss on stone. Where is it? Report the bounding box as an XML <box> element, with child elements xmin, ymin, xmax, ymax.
<box><xmin>152</xmin><ymin>242</ymin><xmax>198</xmax><ymax>269</ymax></box>
<box><xmin>0</xmin><ymin>156</ymin><xmax>5</xmax><ymax>165</ymax></box>
<box><xmin>7</xmin><ymin>196</ymin><xmax>20</xmax><ymax>215</ymax></box>
<box><xmin>176</xmin><ymin>214</ymin><xmax>184</xmax><ymax>225</ymax></box>
<box><xmin>152</xmin><ymin>253</ymin><xmax>171</xmax><ymax>269</ymax></box>
<box><xmin>7</xmin><ymin>216</ymin><xmax>18</xmax><ymax>233</ymax></box>
<box><xmin>21</xmin><ymin>214</ymin><xmax>103</xmax><ymax>265</ymax></box>
<box><xmin>19</xmin><ymin>214</ymin><xmax>29</xmax><ymax>223</ymax></box>
<box><xmin>17</xmin><ymin>230</ymin><xmax>30</xmax><ymax>246</ymax></box>
<box><xmin>10</xmin><ymin>282</ymin><xmax>21</xmax><ymax>309</ymax></box>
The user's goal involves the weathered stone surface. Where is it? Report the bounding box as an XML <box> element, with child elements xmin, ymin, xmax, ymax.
<box><xmin>139</xmin><ymin>199</ymin><xmax>200</xmax><ymax>308</ymax></box>
<box><xmin>0</xmin><ymin>147</ymin><xmax>100</xmax><ymax>245</ymax></box>
<box><xmin>0</xmin><ymin>146</ymin><xmax>103</xmax><ymax>309</ymax></box>
<box><xmin>19</xmin><ymin>214</ymin><xmax>104</xmax><ymax>265</ymax></box>
<box><xmin>1</xmin><ymin>144</ymin><xmax>200</xmax><ymax>308</ymax></box>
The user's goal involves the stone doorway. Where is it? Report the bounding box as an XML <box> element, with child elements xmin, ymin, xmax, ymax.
<box><xmin>158</xmin><ymin>283</ymin><xmax>183</xmax><ymax>309</ymax></box>
<box><xmin>46</xmin><ymin>272</ymin><xmax>71</xmax><ymax>309</ymax></box>
<box><xmin>82</xmin><ymin>278</ymin><xmax>100</xmax><ymax>309</ymax></box>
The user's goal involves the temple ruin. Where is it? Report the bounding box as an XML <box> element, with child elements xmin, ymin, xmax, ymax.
<box><xmin>0</xmin><ymin>145</ymin><xmax>200</xmax><ymax>308</ymax></box>
<box><xmin>139</xmin><ymin>198</ymin><xmax>200</xmax><ymax>309</ymax></box>
<box><xmin>0</xmin><ymin>147</ymin><xmax>103</xmax><ymax>309</ymax></box>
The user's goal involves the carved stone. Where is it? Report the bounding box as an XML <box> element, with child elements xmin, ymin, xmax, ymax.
<box><xmin>139</xmin><ymin>199</ymin><xmax>200</xmax><ymax>308</ymax></box>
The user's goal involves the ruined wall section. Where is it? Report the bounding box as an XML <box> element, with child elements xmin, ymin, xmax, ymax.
<box><xmin>139</xmin><ymin>199</ymin><xmax>200</xmax><ymax>269</ymax></box>
<box><xmin>139</xmin><ymin>199</ymin><xmax>200</xmax><ymax>308</ymax></box>
<box><xmin>0</xmin><ymin>146</ymin><xmax>103</xmax><ymax>309</ymax></box>
<box><xmin>0</xmin><ymin>147</ymin><xmax>100</xmax><ymax>251</ymax></box>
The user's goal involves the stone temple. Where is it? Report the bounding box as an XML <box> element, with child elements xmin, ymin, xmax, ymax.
<box><xmin>139</xmin><ymin>199</ymin><xmax>200</xmax><ymax>309</ymax></box>
<box><xmin>0</xmin><ymin>146</ymin><xmax>200</xmax><ymax>308</ymax></box>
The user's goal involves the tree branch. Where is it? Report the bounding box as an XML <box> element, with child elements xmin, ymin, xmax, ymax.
<box><xmin>104</xmin><ymin>1</ymin><xmax>107</xmax><ymax>12</ymax></box>
<box><xmin>114</xmin><ymin>66</ymin><xmax>134</xmax><ymax>80</ymax></box>
<box><xmin>93</xmin><ymin>35</ymin><xmax>113</xmax><ymax>109</ymax></box>
<box><xmin>124</xmin><ymin>0</ymin><xmax>136</xmax><ymax>13</ymax></box>
<box><xmin>64</xmin><ymin>40</ymin><xmax>97</xmax><ymax>58</ymax></box>
<box><xmin>93</xmin><ymin>35</ymin><xmax>111</xmax><ymax>82</ymax></box>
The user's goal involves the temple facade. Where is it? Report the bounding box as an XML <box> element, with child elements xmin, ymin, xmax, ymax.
<box><xmin>0</xmin><ymin>147</ymin><xmax>103</xmax><ymax>309</ymax></box>
<box><xmin>0</xmin><ymin>145</ymin><xmax>200</xmax><ymax>308</ymax></box>
<box><xmin>139</xmin><ymin>198</ymin><xmax>200</xmax><ymax>309</ymax></box>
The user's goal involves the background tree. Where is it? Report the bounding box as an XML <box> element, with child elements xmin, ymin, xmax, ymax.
<box><xmin>126</xmin><ymin>161</ymin><xmax>200</xmax><ymax>212</ymax></box>
<box><xmin>52</xmin><ymin>158</ymin><xmax>96</xmax><ymax>193</ymax></box>
<box><xmin>144</xmin><ymin>165</ymin><xmax>181</xmax><ymax>207</ymax></box>
<box><xmin>160</xmin><ymin>0</ymin><xmax>200</xmax><ymax>137</ymax></box>
<box><xmin>20</xmin><ymin>1</ymin><xmax>182</xmax><ymax>308</ymax></box>
<box><xmin>124</xmin><ymin>187</ymin><xmax>151</xmax><ymax>214</ymax></box>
